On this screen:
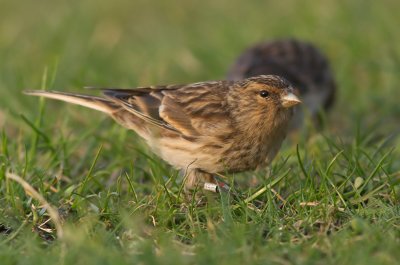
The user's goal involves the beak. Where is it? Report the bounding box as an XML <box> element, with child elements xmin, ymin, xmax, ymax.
<box><xmin>281</xmin><ymin>92</ymin><xmax>301</xmax><ymax>108</ymax></box>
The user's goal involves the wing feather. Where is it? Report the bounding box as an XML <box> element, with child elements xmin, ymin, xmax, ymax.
<box><xmin>99</xmin><ymin>80</ymin><xmax>233</xmax><ymax>137</ymax></box>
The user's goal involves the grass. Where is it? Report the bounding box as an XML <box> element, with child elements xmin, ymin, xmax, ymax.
<box><xmin>1</xmin><ymin>0</ymin><xmax>400</xmax><ymax>264</ymax></box>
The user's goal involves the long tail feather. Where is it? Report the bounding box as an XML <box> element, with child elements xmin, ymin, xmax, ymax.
<box><xmin>24</xmin><ymin>90</ymin><xmax>117</xmax><ymax>114</ymax></box>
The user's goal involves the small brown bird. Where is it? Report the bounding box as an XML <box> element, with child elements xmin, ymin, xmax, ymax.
<box><xmin>25</xmin><ymin>75</ymin><xmax>300</xmax><ymax>191</ymax></box>
<box><xmin>227</xmin><ymin>39</ymin><xmax>336</xmax><ymax>129</ymax></box>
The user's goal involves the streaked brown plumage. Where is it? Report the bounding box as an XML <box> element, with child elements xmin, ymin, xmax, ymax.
<box><xmin>227</xmin><ymin>39</ymin><xmax>336</xmax><ymax>129</ymax></box>
<box><xmin>25</xmin><ymin>75</ymin><xmax>301</xmax><ymax>191</ymax></box>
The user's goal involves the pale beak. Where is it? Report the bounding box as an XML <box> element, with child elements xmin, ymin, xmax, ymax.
<box><xmin>281</xmin><ymin>92</ymin><xmax>301</xmax><ymax>108</ymax></box>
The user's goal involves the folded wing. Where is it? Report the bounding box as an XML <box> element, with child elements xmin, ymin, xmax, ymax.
<box><xmin>101</xmin><ymin>81</ymin><xmax>233</xmax><ymax>138</ymax></box>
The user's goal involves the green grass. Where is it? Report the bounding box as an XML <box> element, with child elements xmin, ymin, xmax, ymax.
<box><xmin>1</xmin><ymin>0</ymin><xmax>400</xmax><ymax>264</ymax></box>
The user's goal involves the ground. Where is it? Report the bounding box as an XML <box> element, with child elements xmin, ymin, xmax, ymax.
<box><xmin>0</xmin><ymin>0</ymin><xmax>399</xmax><ymax>264</ymax></box>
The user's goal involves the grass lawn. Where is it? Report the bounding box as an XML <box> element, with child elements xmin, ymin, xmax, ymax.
<box><xmin>1</xmin><ymin>0</ymin><xmax>399</xmax><ymax>264</ymax></box>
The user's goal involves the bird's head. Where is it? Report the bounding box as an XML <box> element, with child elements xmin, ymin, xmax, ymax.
<box><xmin>229</xmin><ymin>75</ymin><xmax>301</xmax><ymax>128</ymax></box>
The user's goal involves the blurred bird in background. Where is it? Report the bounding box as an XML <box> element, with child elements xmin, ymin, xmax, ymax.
<box><xmin>227</xmin><ymin>39</ymin><xmax>336</xmax><ymax>130</ymax></box>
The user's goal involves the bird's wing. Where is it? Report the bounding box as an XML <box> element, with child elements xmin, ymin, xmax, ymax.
<box><xmin>100</xmin><ymin>87</ymin><xmax>180</xmax><ymax>133</ymax></box>
<box><xmin>101</xmin><ymin>81</ymin><xmax>233</xmax><ymax>137</ymax></box>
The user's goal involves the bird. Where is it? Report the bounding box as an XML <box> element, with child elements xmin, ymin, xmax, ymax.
<box><xmin>25</xmin><ymin>75</ymin><xmax>301</xmax><ymax>192</ymax></box>
<box><xmin>226</xmin><ymin>39</ymin><xmax>336</xmax><ymax>130</ymax></box>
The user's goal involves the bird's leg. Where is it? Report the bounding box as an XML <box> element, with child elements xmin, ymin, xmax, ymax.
<box><xmin>183</xmin><ymin>169</ymin><xmax>221</xmax><ymax>204</ymax></box>
<box><xmin>185</xmin><ymin>169</ymin><xmax>234</xmax><ymax>194</ymax></box>
<box><xmin>183</xmin><ymin>170</ymin><xmax>239</xmax><ymax>205</ymax></box>
<box><xmin>184</xmin><ymin>169</ymin><xmax>216</xmax><ymax>192</ymax></box>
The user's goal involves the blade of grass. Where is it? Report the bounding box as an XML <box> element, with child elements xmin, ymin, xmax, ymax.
<box><xmin>20</xmin><ymin>114</ymin><xmax>52</xmax><ymax>146</ymax></box>
<box><xmin>1</xmin><ymin>129</ymin><xmax>9</xmax><ymax>159</ymax></box>
<box><xmin>29</xmin><ymin>67</ymin><xmax>48</xmax><ymax>161</ymax></box>
<box><xmin>296</xmin><ymin>144</ymin><xmax>310</xmax><ymax>180</ymax></box>
<box><xmin>325</xmin><ymin>150</ymin><xmax>344</xmax><ymax>176</ymax></box>
<box><xmin>77</xmin><ymin>144</ymin><xmax>103</xmax><ymax>195</ymax></box>
<box><xmin>6</xmin><ymin>172</ymin><xmax>63</xmax><ymax>239</ymax></box>
<box><xmin>359</xmin><ymin>150</ymin><xmax>392</xmax><ymax>192</ymax></box>
<box><xmin>0</xmin><ymin>219</ymin><xmax>28</xmax><ymax>246</ymax></box>
<box><xmin>125</xmin><ymin>171</ymin><xmax>138</xmax><ymax>203</ymax></box>
<box><xmin>232</xmin><ymin>168</ymin><xmax>291</xmax><ymax>210</ymax></box>
<box><xmin>350</xmin><ymin>183</ymin><xmax>387</xmax><ymax>204</ymax></box>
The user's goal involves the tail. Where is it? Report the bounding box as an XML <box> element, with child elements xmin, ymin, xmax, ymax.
<box><xmin>24</xmin><ymin>90</ymin><xmax>118</xmax><ymax>114</ymax></box>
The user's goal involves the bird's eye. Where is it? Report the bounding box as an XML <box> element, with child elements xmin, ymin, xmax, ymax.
<box><xmin>259</xmin><ymin>90</ymin><xmax>270</xmax><ymax>98</ymax></box>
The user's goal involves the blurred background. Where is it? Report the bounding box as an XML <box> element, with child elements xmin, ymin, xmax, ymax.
<box><xmin>1</xmin><ymin>0</ymin><xmax>400</xmax><ymax>137</ymax></box>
